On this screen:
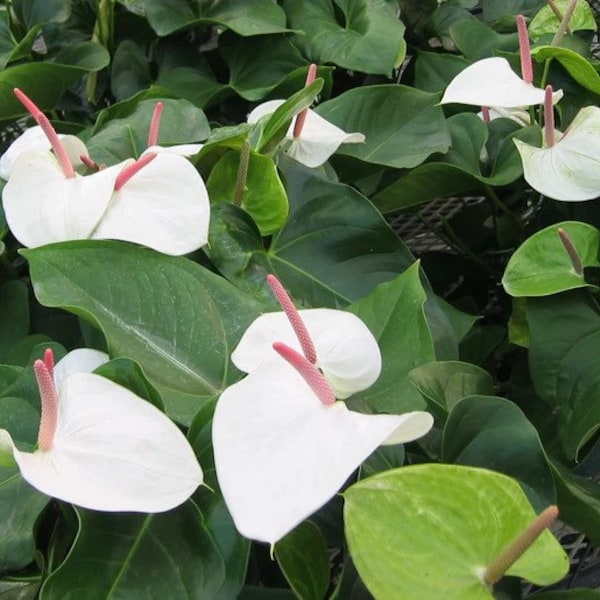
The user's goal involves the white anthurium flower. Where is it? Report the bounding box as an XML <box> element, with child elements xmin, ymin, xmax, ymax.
<box><xmin>247</xmin><ymin>99</ymin><xmax>365</xmax><ymax>168</ymax></box>
<box><xmin>0</xmin><ymin>125</ymin><xmax>88</xmax><ymax>180</ymax></box>
<box><xmin>91</xmin><ymin>151</ymin><xmax>210</xmax><ymax>255</ymax></box>
<box><xmin>212</xmin><ymin>275</ymin><xmax>434</xmax><ymax>544</ymax></box>
<box><xmin>2</xmin><ymin>150</ymin><xmax>124</xmax><ymax>248</ymax></box>
<box><xmin>0</xmin><ymin>349</ymin><xmax>202</xmax><ymax>512</ymax></box>
<box><xmin>478</xmin><ymin>106</ymin><xmax>531</xmax><ymax>127</ymax></box>
<box><xmin>144</xmin><ymin>143</ymin><xmax>203</xmax><ymax>157</ymax></box>
<box><xmin>440</xmin><ymin>57</ymin><xmax>563</xmax><ymax>108</ymax></box>
<box><xmin>514</xmin><ymin>104</ymin><xmax>600</xmax><ymax>201</ymax></box>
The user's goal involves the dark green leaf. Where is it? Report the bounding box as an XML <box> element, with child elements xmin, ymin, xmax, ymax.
<box><xmin>0</xmin><ymin>281</ymin><xmax>29</xmax><ymax>362</ymax></box>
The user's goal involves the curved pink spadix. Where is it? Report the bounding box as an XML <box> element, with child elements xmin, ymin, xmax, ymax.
<box><xmin>114</xmin><ymin>152</ymin><xmax>157</xmax><ymax>191</ymax></box>
<box><xmin>293</xmin><ymin>64</ymin><xmax>318</xmax><ymax>139</ymax></box>
<box><xmin>273</xmin><ymin>342</ymin><xmax>335</xmax><ymax>405</ymax></box>
<box><xmin>13</xmin><ymin>88</ymin><xmax>75</xmax><ymax>178</ymax></box>
<box><xmin>35</xmin><ymin>350</ymin><xmax>58</xmax><ymax>451</ymax></box>
<box><xmin>267</xmin><ymin>274</ymin><xmax>317</xmax><ymax>364</ymax></box>
<box><xmin>147</xmin><ymin>102</ymin><xmax>164</xmax><ymax>148</ymax></box>
<box><xmin>517</xmin><ymin>15</ymin><xmax>533</xmax><ymax>84</ymax></box>
<box><xmin>544</xmin><ymin>85</ymin><xmax>556</xmax><ymax>147</ymax></box>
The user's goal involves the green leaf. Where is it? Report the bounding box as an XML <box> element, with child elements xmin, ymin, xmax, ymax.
<box><xmin>0</xmin><ymin>579</ymin><xmax>41</xmax><ymax>599</ymax></box>
<box><xmin>145</xmin><ymin>0</ymin><xmax>289</xmax><ymax>37</ymax></box>
<box><xmin>40</xmin><ymin>500</ymin><xmax>242</xmax><ymax>599</ymax></box>
<box><xmin>12</xmin><ymin>0</ymin><xmax>70</xmax><ymax>28</ymax></box>
<box><xmin>482</xmin><ymin>0</ymin><xmax>546</xmax><ymax>23</ymax></box>
<box><xmin>349</xmin><ymin>263</ymin><xmax>434</xmax><ymax>414</ymax></box>
<box><xmin>283</xmin><ymin>0</ymin><xmax>405</xmax><ymax>76</ymax></box>
<box><xmin>532</xmin><ymin>45</ymin><xmax>600</xmax><ymax>95</ymax></box>
<box><xmin>415</xmin><ymin>51</ymin><xmax>471</xmax><ymax>93</ymax></box>
<box><xmin>87</xmin><ymin>97</ymin><xmax>210</xmax><ymax>165</ymax></box>
<box><xmin>533</xmin><ymin>591</ymin><xmax>600</xmax><ymax>600</ymax></box>
<box><xmin>207</xmin><ymin>149</ymin><xmax>288</xmax><ymax>236</ymax></box>
<box><xmin>24</xmin><ymin>241</ymin><xmax>262</xmax><ymax>425</ymax></box>
<box><xmin>449</xmin><ymin>17</ymin><xmax>518</xmax><ymax>61</ymax></box>
<box><xmin>274</xmin><ymin>522</ymin><xmax>330</xmax><ymax>600</ymax></box>
<box><xmin>529</xmin><ymin>0</ymin><xmax>596</xmax><ymax>41</ymax></box>
<box><xmin>0</xmin><ymin>281</ymin><xmax>29</xmax><ymax>362</ymax></box>
<box><xmin>0</xmin><ymin>15</ymin><xmax>42</xmax><ymax>71</ymax></box>
<box><xmin>442</xmin><ymin>395</ymin><xmax>556</xmax><ymax>511</ymax></box>
<box><xmin>316</xmin><ymin>85</ymin><xmax>451</xmax><ymax>169</ymax></box>
<box><xmin>409</xmin><ymin>360</ymin><xmax>495</xmax><ymax>417</ymax></box>
<box><xmin>344</xmin><ymin>464</ymin><xmax>568</xmax><ymax>600</ymax></box>
<box><xmin>527</xmin><ymin>290</ymin><xmax>600</xmax><ymax>459</ymax></box>
<box><xmin>111</xmin><ymin>40</ymin><xmax>153</xmax><ymax>101</ymax></box>
<box><xmin>0</xmin><ymin>50</ymin><xmax>109</xmax><ymax>122</ymax></box>
<box><xmin>359</xmin><ymin>444</ymin><xmax>405</xmax><ymax>479</ymax></box>
<box><xmin>502</xmin><ymin>221</ymin><xmax>600</xmax><ymax>297</ymax></box>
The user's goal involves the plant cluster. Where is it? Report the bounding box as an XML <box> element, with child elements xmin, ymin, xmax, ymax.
<box><xmin>1</xmin><ymin>0</ymin><xmax>600</xmax><ymax>599</ymax></box>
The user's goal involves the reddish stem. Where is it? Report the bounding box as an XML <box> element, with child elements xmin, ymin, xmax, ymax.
<box><xmin>481</xmin><ymin>106</ymin><xmax>491</xmax><ymax>123</ymax></box>
<box><xmin>273</xmin><ymin>342</ymin><xmax>335</xmax><ymax>405</ymax></box>
<box><xmin>80</xmin><ymin>154</ymin><xmax>100</xmax><ymax>171</ymax></box>
<box><xmin>517</xmin><ymin>15</ymin><xmax>533</xmax><ymax>84</ymax></box>
<box><xmin>114</xmin><ymin>153</ymin><xmax>157</xmax><ymax>191</ymax></box>
<box><xmin>267</xmin><ymin>274</ymin><xmax>317</xmax><ymax>364</ymax></box>
<box><xmin>147</xmin><ymin>102</ymin><xmax>164</xmax><ymax>148</ymax></box>
<box><xmin>544</xmin><ymin>85</ymin><xmax>555</xmax><ymax>147</ymax></box>
<box><xmin>35</xmin><ymin>357</ymin><xmax>59</xmax><ymax>451</ymax></box>
<box><xmin>293</xmin><ymin>64</ymin><xmax>318</xmax><ymax>139</ymax></box>
<box><xmin>558</xmin><ymin>228</ymin><xmax>583</xmax><ymax>275</ymax></box>
<box><xmin>13</xmin><ymin>88</ymin><xmax>75</xmax><ymax>178</ymax></box>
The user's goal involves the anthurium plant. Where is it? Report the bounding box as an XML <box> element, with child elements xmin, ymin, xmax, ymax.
<box><xmin>3</xmin><ymin>0</ymin><xmax>600</xmax><ymax>598</ymax></box>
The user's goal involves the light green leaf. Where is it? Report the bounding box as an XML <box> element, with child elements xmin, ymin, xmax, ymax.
<box><xmin>502</xmin><ymin>221</ymin><xmax>600</xmax><ymax>297</ymax></box>
<box><xmin>344</xmin><ymin>464</ymin><xmax>568</xmax><ymax>600</ymax></box>
<box><xmin>529</xmin><ymin>0</ymin><xmax>596</xmax><ymax>41</ymax></box>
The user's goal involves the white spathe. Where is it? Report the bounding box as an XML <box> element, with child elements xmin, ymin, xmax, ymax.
<box><xmin>0</xmin><ymin>126</ymin><xmax>87</xmax><ymax>180</ymax></box>
<box><xmin>144</xmin><ymin>143</ymin><xmax>203</xmax><ymax>157</ymax></box>
<box><xmin>248</xmin><ymin>100</ymin><xmax>365</xmax><ymax>168</ymax></box>
<box><xmin>231</xmin><ymin>308</ymin><xmax>381</xmax><ymax>399</ymax></box>
<box><xmin>213</xmin><ymin>361</ymin><xmax>433</xmax><ymax>544</ymax></box>
<box><xmin>2</xmin><ymin>150</ymin><xmax>124</xmax><ymax>248</ymax></box>
<box><xmin>91</xmin><ymin>152</ymin><xmax>210</xmax><ymax>255</ymax></box>
<box><xmin>53</xmin><ymin>347</ymin><xmax>109</xmax><ymax>383</ymax></box>
<box><xmin>0</xmin><ymin>362</ymin><xmax>202</xmax><ymax>512</ymax></box>
<box><xmin>440</xmin><ymin>57</ymin><xmax>563</xmax><ymax>108</ymax></box>
<box><xmin>514</xmin><ymin>106</ymin><xmax>600</xmax><ymax>201</ymax></box>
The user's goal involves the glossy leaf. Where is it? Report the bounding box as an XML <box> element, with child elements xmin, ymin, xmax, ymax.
<box><xmin>317</xmin><ymin>85</ymin><xmax>450</xmax><ymax>169</ymax></box>
<box><xmin>0</xmin><ymin>281</ymin><xmax>29</xmax><ymax>361</ymax></box>
<box><xmin>442</xmin><ymin>395</ymin><xmax>555</xmax><ymax>511</ymax></box>
<box><xmin>40</xmin><ymin>501</ymin><xmax>240</xmax><ymax>599</ymax></box>
<box><xmin>349</xmin><ymin>262</ymin><xmax>433</xmax><ymax>413</ymax></box>
<box><xmin>502</xmin><ymin>221</ymin><xmax>600</xmax><ymax>297</ymax></box>
<box><xmin>529</xmin><ymin>0</ymin><xmax>596</xmax><ymax>40</ymax></box>
<box><xmin>409</xmin><ymin>360</ymin><xmax>495</xmax><ymax>416</ymax></box>
<box><xmin>24</xmin><ymin>241</ymin><xmax>262</xmax><ymax>424</ymax></box>
<box><xmin>275</xmin><ymin>522</ymin><xmax>330</xmax><ymax>600</ymax></box>
<box><xmin>283</xmin><ymin>0</ymin><xmax>405</xmax><ymax>76</ymax></box>
<box><xmin>344</xmin><ymin>464</ymin><xmax>568</xmax><ymax>600</ymax></box>
<box><xmin>207</xmin><ymin>149</ymin><xmax>288</xmax><ymax>235</ymax></box>
<box><xmin>144</xmin><ymin>0</ymin><xmax>289</xmax><ymax>37</ymax></box>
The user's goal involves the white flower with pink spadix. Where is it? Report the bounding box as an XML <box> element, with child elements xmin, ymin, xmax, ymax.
<box><xmin>441</xmin><ymin>16</ymin><xmax>563</xmax><ymax>110</ymax></box>
<box><xmin>0</xmin><ymin>348</ymin><xmax>202</xmax><ymax>512</ymax></box>
<box><xmin>212</xmin><ymin>275</ymin><xmax>434</xmax><ymax>545</ymax></box>
<box><xmin>247</xmin><ymin>64</ymin><xmax>365</xmax><ymax>168</ymax></box>
<box><xmin>514</xmin><ymin>85</ymin><xmax>600</xmax><ymax>201</ymax></box>
<box><xmin>2</xmin><ymin>90</ymin><xmax>210</xmax><ymax>255</ymax></box>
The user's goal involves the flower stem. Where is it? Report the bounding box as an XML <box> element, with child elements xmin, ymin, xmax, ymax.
<box><xmin>114</xmin><ymin>153</ymin><xmax>157</xmax><ymax>191</ymax></box>
<box><xmin>552</xmin><ymin>0</ymin><xmax>577</xmax><ymax>46</ymax></box>
<box><xmin>147</xmin><ymin>101</ymin><xmax>164</xmax><ymax>148</ymax></box>
<box><xmin>544</xmin><ymin>85</ymin><xmax>556</xmax><ymax>147</ymax></box>
<box><xmin>293</xmin><ymin>63</ymin><xmax>318</xmax><ymax>139</ymax></box>
<box><xmin>558</xmin><ymin>227</ymin><xmax>583</xmax><ymax>275</ymax></box>
<box><xmin>273</xmin><ymin>342</ymin><xmax>335</xmax><ymax>405</ymax></box>
<box><xmin>35</xmin><ymin>351</ymin><xmax>59</xmax><ymax>451</ymax></box>
<box><xmin>267</xmin><ymin>274</ymin><xmax>317</xmax><ymax>364</ymax></box>
<box><xmin>484</xmin><ymin>506</ymin><xmax>559</xmax><ymax>586</ymax></box>
<box><xmin>234</xmin><ymin>138</ymin><xmax>251</xmax><ymax>207</ymax></box>
<box><xmin>481</xmin><ymin>106</ymin><xmax>491</xmax><ymax>123</ymax></box>
<box><xmin>547</xmin><ymin>0</ymin><xmax>571</xmax><ymax>34</ymax></box>
<box><xmin>517</xmin><ymin>15</ymin><xmax>533</xmax><ymax>84</ymax></box>
<box><xmin>13</xmin><ymin>88</ymin><xmax>75</xmax><ymax>178</ymax></box>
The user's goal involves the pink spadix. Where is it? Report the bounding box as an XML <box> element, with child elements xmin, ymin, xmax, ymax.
<box><xmin>293</xmin><ymin>64</ymin><xmax>318</xmax><ymax>139</ymax></box>
<box><xmin>517</xmin><ymin>15</ymin><xmax>533</xmax><ymax>84</ymax></box>
<box><xmin>481</xmin><ymin>106</ymin><xmax>491</xmax><ymax>123</ymax></box>
<box><xmin>267</xmin><ymin>274</ymin><xmax>317</xmax><ymax>364</ymax></box>
<box><xmin>273</xmin><ymin>342</ymin><xmax>336</xmax><ymax>405</ymax></box>
<box><xmin>13</xmin><ymin>88</ymin><xmax>75</xmax><ymax>178</ymax></box>
<box><xmin>147</xmin><ymin>102</ymin><xmax>164</xmax><ymax>147</ymax></box>
<box><xmin>35</xmin><ymin>349</ymin><xmax>58</xmax><ymax>451</ymax></box>
<box><xmin>114</xmin><ymin>152</ymin><xmax>157</xmax><ymax>191</ymax></box>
